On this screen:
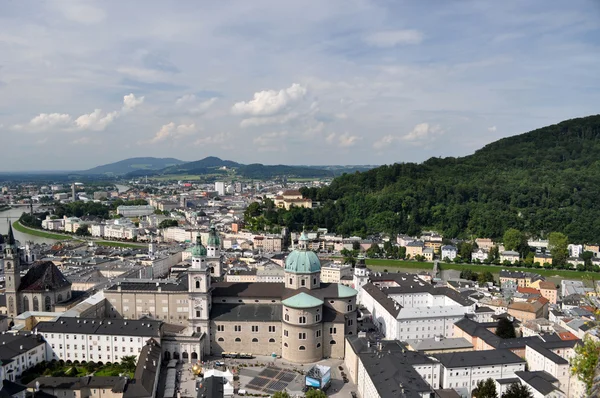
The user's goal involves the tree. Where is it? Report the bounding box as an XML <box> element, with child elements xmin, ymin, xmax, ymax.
<box><xmin>158</xmin><ymin>219</ymin><xmax>179</xmax><ymax>229</ymax></box>
<box><xmin>478</xmin><ymin>271</ymin><xmax>494</xmax><ymax>285</ymax></box>
<box><xmin>352</xmin><ymin>240</ymin><xmax>361</xmax><ymax>251</ymax></box>
<box><xmin>459</xmin><ymin>242</ymin><xmax>474</xmax><ymax>262</ymax></box>
<box><xmin>120</xmin><ymin>356</ymin><xmax>136</xmax><ymax>373</ymax></box>
<box><xmin>503</xmin><ymin>228</ymin><xmax>528</xmax><ymax>257</ymax></box>
<box><xmin>272</xmin><ymin>392</ymin><xmax>291</xmax><ymax>398</ymax></box>
<box><xmin>305</xmin><ymin>390</ymin><xmax>327</xmax><ymax>398</ymax></box>
<box><xmin>473</xmin><ymin>378</ymin><xmax>498</xmax><ymax>398</ymax></box>
<box><xmin>460</xmin><ymin>269</ymin><xmax>477</xmax><ymax>281</ymax></box>
<box><xmin>75</xmin><ymin>225</ymin><xmax>91</xmax><ymax>236</ymax></box>
<box><xmin>572</xmin><ymin>336</ymin><xmax>600</xmax><ymax>393</ymax></box>
<box><xmin>495</xmin><ymin>317</ymin><xmax>516</xmax><ymax>339</ymax></box>
<box><xmin>501</xmin><ymin>382</ymin><xmax>532</xmax><ymax>398</ymax></box>
<box><xmin>488</xmin><ymin>245</ymin><xmax>499</xmax><ymax>263</ymax></box>
<box><xmin>548</xmin><ymin>232</ymin><xmax>568</xmax><ymax>266</ymax></box>
<box><xmin>366</xmin><ymin>243</ymin><xmax>381</xmax><ymax>258</ymax></box>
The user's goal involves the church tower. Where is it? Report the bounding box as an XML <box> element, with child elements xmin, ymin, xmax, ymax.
<box><xmin>5</xmin><ymin>225</ymin><xmax>21</xmax><ymax>318</ymax></box>
<box><xmin>205</xmin><ymin>225</ymin><xmax>222</xmax><ymax>277</ymax></box>
<box><xmin>148</xmin><ymin>235</ymin><xmax>155</xmax><ymax>259</ymax></box>
<box><xmin>187</xmin><ymin>235</ymin><xmax>211</xmax><ymax>353</ymax></box>
<box><xmin>353</xmin><ymin>254</ymin><xmax>370</xmax><ymax>302</ymax></box>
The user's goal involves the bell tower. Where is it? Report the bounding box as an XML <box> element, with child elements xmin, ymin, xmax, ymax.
<box><xmin>5</xmin><ymin>225</ymin><xmax>21</xmax><ymax>318</ymax></box>
<box><xmin>188</xmin><ymin>235</ymin><xmax>211</xmax><ymax>354</ymax></box>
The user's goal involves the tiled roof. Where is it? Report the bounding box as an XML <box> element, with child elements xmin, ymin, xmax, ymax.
<box><xmin>18</xmin><ymin>261</ymin><xmax>71</xmax><ymax>292</ymax></box>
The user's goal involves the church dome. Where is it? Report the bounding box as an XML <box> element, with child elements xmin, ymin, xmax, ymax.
<box><xmin>285</xmin><ymin>232</ymin><xmax>320</xmax><ymax>274</ymax></box>
<box><xmin>191</xmin><ymin>235</ymin><xmax>207</xmax><ymax>257</ymax></box>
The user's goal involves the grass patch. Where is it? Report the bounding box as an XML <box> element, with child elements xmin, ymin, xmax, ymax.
<box><xmin>366</xmin><ymin>259</ymin><xmax>434</xmax><ymax>269</ymax></box>
<box><xmin>439</xmin><ymin>262</ymin><xmax>589</xmax><ymax>279</ymax></box>
<box><xmin>96</xmin><ymin>241</ymin><xmax>145</xmax><ymax>248</ymax></box>
<box><xmin>12</xmin><ymin>221</ymin><xmax>72</xmax><ymax>240</ymax></box>
<box><xmin>20</xmin><ymin>359</ymin><xmax>135</xmax><ymax>384</ymax></box>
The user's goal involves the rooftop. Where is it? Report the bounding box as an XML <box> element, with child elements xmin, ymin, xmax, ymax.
<box><xmin>36</xmin><ymin>317</ymin><xmax>162</xmax><ymax>337</ymax></box>
<box><xmin>282</xmin><ymin>292</ymin><xmax>324</xmax><ymax>309</ymax></box>
<box><xmin>434</xmin><ymin>349</ymin><xmax>525</xmax><ymax>368</ymax></box>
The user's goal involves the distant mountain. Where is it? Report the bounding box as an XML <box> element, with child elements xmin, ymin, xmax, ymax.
<box><xmin>81</xmin><ymin>157</ymin><xmax>187</xmax><ymax>175</ymax></box>
<box><xmin>155</xmin><ymin>156</ymin><xmax>333</xmax><ymax>179</ymax></box>
<box><xmin>159</xmin><ymin>156</ymin><xmax>241</xmax><ymax>175</ymax></box>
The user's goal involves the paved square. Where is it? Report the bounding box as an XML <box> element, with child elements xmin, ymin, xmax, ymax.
<box><xmin>246</xmin><ymin>366</ymin><xmax>297</xmax><ymax>394</ymax></box>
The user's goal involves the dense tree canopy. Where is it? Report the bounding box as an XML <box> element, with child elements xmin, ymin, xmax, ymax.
<box><xmin>496</xmin><ymin>318</ymin><xmax>517</xmax><ymax>339</ymax></box>
<box><xmin>501</xmin><ymin>382</ymin><xmax>532</xmax><ymax>398</ymax></box>
<box><xmin>280</xmin><ymin>116</ymin><xmax>600</xmax><ymax>241</ymax></box>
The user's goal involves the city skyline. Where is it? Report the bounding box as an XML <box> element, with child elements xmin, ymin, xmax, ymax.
<box><xmin>0</xmin><ymin>1</ymin><xmax>599</xmax><ymax>171</ymax></box>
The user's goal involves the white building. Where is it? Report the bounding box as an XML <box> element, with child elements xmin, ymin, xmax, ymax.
<box><xmin>525</xmin><ymin>343</ymin><xmax>572</xmax><ymax>396</ymax></box>
<box><xmin>36</xmin><ymin>317</ymin><xmax>162</xmax><ymax>363</ymax></box>
<box><xmin>441</xmin><ymin>245</ymin><xmax>458</xmax><ymax>261</ymax></box>
<box><xmin>117</xmin><ymin>205</ymin><xmax>155</xmax><ymax>217</ymax></box>
<box><xmin>215</xmin><ymin>181</ymin><xmax>225</xmax><ymax>196</ymax></box>
<box><xmin>500</xmin><ymin>250</ymin><xmax>521</xmax><ymax>264</ymax></box>
<box><xmin>104</xmin><ymin>224</ymin><xmax>137</xmax><ymax>240</ymax></box>
<box><xmin>320</xmin><ymin>263</ymin><xmax>352</xmax><ymax>284</ymax></box>
<box><xmin>90</xmin><ymin>224</ymin><xmax>105</xmax><ymax>237</ymax></box>
<box><xmin>435</xmin><ymin>350</ymin><xmax>526</xmax><ymax>396</ymax></box>
<box><xmin>0</xmin><ymin>333</ymin><xmax>47</xmax><ymax>382</ymax></box>
<box><xmin>567</xmin><ymin>244</ymin><xmax>583</xmax><ymax>258</ymax></box>
<box><xmin>471</xmin><ymin>248</ymin><xmax>489</xmax><ymax>262</ymax></box>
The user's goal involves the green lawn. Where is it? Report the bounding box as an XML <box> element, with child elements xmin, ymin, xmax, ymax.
<box><xmin>365</xmin><ymin>259</ymin><xmax>434</xmax><ymax>269</ymax></box>
<box><xmin>12</xmin><ymin>221</ymin><xmax>72</xmax><ymax>240</ymax></box>
<box><xmin>364</xmin><ymin>257</ymin><xmax>591</xmax><ymax>279</ymax></box>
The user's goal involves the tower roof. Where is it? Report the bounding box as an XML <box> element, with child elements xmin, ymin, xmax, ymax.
<box><xmin>7</xmin><ymin>224</ymin><xmax>15</xmax><ymax>246</ymax></box>
<box><xmin>282</xmin><ymin>292</ymin><xmax>324</xmax><ymax>309</ymax></box>
<box><xmin>19</xmin><ymin>261</ymin><xmax>71</xmax><ymax>292</ymax></box>
<box><xmin>191</xmin><ymin>234</ymin><xmax>207</xmax><ymax>257</ymax></box>
<box><xmin>207</xmin><ymin>225</ymin><xmax>220</xmax><ymax>247</ymax></box>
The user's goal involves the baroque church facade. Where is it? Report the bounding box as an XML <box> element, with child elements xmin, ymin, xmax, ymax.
<box><xmin>4</xmin><ymin>225</ymin><xmax>73</xmax><ymax>319</ymax></box>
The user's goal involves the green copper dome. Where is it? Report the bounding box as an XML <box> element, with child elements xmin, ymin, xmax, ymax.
<box><xmin>207</xmin><ymin>225</ymin><xmax>220</xmax><ymax>247</ymax></box>
<box><xmin>191</xmin><ymin>235</ymin><xmax>207</xmax><ymax>257</ymax></box>
<box><xmin>285</xmin><ymin>232</ymin><xmax>320</xmax><ymax>274</ymax></box>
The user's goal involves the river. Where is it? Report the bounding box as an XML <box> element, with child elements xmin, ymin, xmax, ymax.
<box><xmin>0</xmin><ymin>206</ymin><xmax>59</xmax><ymax>244</ymax></box>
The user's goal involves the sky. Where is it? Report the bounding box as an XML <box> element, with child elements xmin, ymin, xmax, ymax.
<box><xmin>0</xmin><ymin>1</ymin><xmax>599</xmax><ymax>171</ymax></box>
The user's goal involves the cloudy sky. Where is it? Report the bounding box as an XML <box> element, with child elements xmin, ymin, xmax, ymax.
<box><xmin>0</xmin><ymin>1</ymin><xmax>599</xmax><ymax>171</ymax></box>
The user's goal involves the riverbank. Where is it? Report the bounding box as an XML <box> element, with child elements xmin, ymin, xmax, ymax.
<box><xmin>12</xmin><ymin>221</ymin><xmax>72</xmax><ymax>240</ymax></box>
<box><xmin>364</xmin><ymin>257</ymin><xmax>591</xmax><ymax>280</ymax></box>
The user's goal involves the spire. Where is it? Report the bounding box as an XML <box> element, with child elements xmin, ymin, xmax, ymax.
<box><xmin>7</xmin><ymin>223</ymin><xmax>15</xmax><ymax>246</ymax></box>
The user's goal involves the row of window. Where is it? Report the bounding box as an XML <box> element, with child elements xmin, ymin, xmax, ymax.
<box><xmin>45</xmin><ymin>334</ymin><xmax>142</xmax><ymax>342</ymax></box>
<box><xmin>217</xmin><ymin>337</ymin><xmax>276</xmax><ymax>343</ymax></box>
<box><xmin>283</xmin><ymin>314</ymin><xmax>322</xmax><ymax>323</ymax></box>
<box><xmin>52</xmin><ymin>344</ymin><xmax>138</xmax><ymax>353</ymax></box>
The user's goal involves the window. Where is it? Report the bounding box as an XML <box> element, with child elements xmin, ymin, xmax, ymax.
<box><xmin>218</xmin><ymin>338</ymin><xmax>224</xmax><ymax>342</ymax></box>
<box><xmin>330</xmin><ymin>327</ymin><xmax>336</xmax><ymax>334</ymax></box>
<box><xmin>330</xmin><ymin>340</ymin><xmax>336</xmax><ymax>345</ymax></box>
<box><xmin>196</xmin><ymin>311</ymin><xmax>200</xmax><ymax>317</ymax></box>
<box><xmin>252</xmin><ymin>338</ymin><xmax>258</xmax><ymax>342</ymax></box>
<box><xmin>301</xmin><ymin>279</ymin><xmax>306</xmax><ymax>286</ymax></box>
<box><xmin>284</xmin><ymin>343</ymin><xmax>288</xmax><ymax>347</ymax></box>
<box><xmin>269</xmin><ymin>338</ymin><xmax>276</xmax><ymax>343</ymax></box>
<box><xmin>252</xmin><ymin>326</ymin><xmax>259</xmax><ymax>333</ymax></box>
<box><xmin>298</xmin><ymin>316</ymin><xmax>306</xmax><ymax>324</ymax></box>
<box><xmin>269</xmin><ymin>326</ymin><xmax>276</xmax><ymax>333</ymax></box>
<box><xmin>347</xmin><ymin>305</ymin><xmax>353</xmax><ymax>311</ymax></box>
<box><xmin>315</xmin><ymin>314</ymin><xmax>321</xmax><ymax>322</ymax></box>
<box><xmin>348</xmin><ymin>319</ymin><xmax>353</xmax><ymax>326</ymax></box>
<box><xmin>313</xmin><ymin>278</ymin><xmax>317</xmax><ymax>285</ymax></box>
<box><xmin>284</xmin><ymin>330</ymin><xmax>288</xmax><ymax>337</ymax></box>
<box><xmin>235</xmin><ymin>338</ymin><xmax>241</xmax><ymax>342</ymax></box>
<box><xmin>299</xmin><ymin>333</ymin><xmax>306</xmax><ymax>340</ymax></box>
<box><xmin>289</xmin><ymin>278</ymin><xmax>293</xmax><ymax>285</ymax></box>
<box><xmin>316</xmin><ymin>330</ymin><xmax>321</xmax><ymax>338</ymax></box>
<box><xmin>234</xmin><ymin>325</ymin><xmax>241</xmax><ymax>332</ymax></box>
<box><xmin>217</xmin><ymin>325</ymin><xmax>224</xmax><ymax>332</ymax></box>
<box><xmin>285</xmin><ymin>314</ymin><xmax>290</xmax><ymax>321</ymax></box>
<box><xmin>195</xmin><ymin>281</ymin><xmax>200</xmax><ymax>289</ymax></box>
<box><xmin>317</xmin><ymin>343</ymin><xmax>321</xmax><ymax>348</ymax></box>
<box><xmin>299</xmin><ymin>346</ymin><xmax>306</xmax><ymax>351</ymax></box>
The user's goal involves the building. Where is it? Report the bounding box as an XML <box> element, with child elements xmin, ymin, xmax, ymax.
<box><xmin>499</xmin><ymin>270</ymin><xmax>544</xmax><ymax>289</ymax></box>
<box><xmin>515</xmin><ymin>371</ymin><xmax>567</xmax><ymax>398</ymax></box>
<box><xmin>405</xmin><ymin>336</ymin><xmax>473</xmax><ymax>354</ymax></box>
<box><xmin>406</xmin><ymin>241</ymin><xmax>425</xmax><ymax>258</ymax></box>
<box><xmin>345</xmin><ymin>336</ymin><xmax>441</xmax><ymax>397</ymax></box>
<box><xmin>320</xmin><ymin>263</ymin><xmax>352</xmax><ymax>284</ymax></box>
<box><xmin>4</xmin><ymin>226</ymin><xmax>73</xmax><ymax>319</ymax></box>
<box><xmin>0</xmin><ymin>332</ymin><xmax>47</xmax><ymax>382</ymax></box>
<box><xmin>441</xmin><ymin>246</ymin><xmax>457</xmax><ymax>261</ymax></box>
<box><xmin>531</xmin><ymin>281</ymin><xmax>559</xmax><ymax>305</ymax></box>
<box><xmin>500</xmin><ymin>250</ymin><xmax>520</xmax><ymax>264</ymax></box>
<box><xmin>434</xmin><ymin>350</ymin><xmax>526</xmax><ymax>396</ymax></box>
<box><xmin>475</xmin><ymin>238</ymin><xmax>494</xmax><ymax>251</ymax></box>
<box><xmin>273</xmin><ymin>190</ymin><xmax>313</xmax><ymax>210</ymax></box>
<box><xmin>215</xmin><ymin>182</ymin><xmax>225</xmax><ymax>196</ymax></box>
<box><xmin>117</xmin><ymin>205</ymin><xmax>155</xmax><ymax>217</ymax></box>
<box><xmin>508</xmin><ymin>298</ymin><xmax>549</xmax><ymax>322</ymax></box>
<box><xmin>359</xmin><ymin>273</ymin><xmax>475</xmax><ymax>341</ymax></box>
<box><xmin>471</xmin><ymin>248</ymin><xmax>489</xmax><ymax>262</ymax></box>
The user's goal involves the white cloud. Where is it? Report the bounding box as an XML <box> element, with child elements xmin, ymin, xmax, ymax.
<box><xmin>150</xmin><ymin>122</ymin><xmax>197</xmax><ymax>144</ymax></box>
<box><xmin>122</xmin><ymin>93</ymin><xmax>145</xmax><ymax>112</ymax></box>
<box><xmin>56</xmin><ymin>3</ymin><xmax>106</xmax><ymax>24</ymax></box>
<box><xmin>175</xmin><ymin>95</ymin><xmax>217</xmax><ymax>114</ymax></box>
<box><xmin>232</xmin><ymin>83</ymin><xmax>307</xmax><ymax>116</ymax></box>
<box><xmin>373</xmin><ymin>134</ymin><xmax>397</xmax><ymax>150</ymax></box>
<box><xmin>13</xmin><ymin>113</ymin><xmax>72</xmax><ymax>131</ymax></box>
<box><xmin>364</xmin><ymin>30</ymin><xmax>423</xmax><ymax>47</ymax></box>
<box><xmin>488</xmin><ymin>125</ymin><xmax>497</xmax><ymax>132</ymax></box>
<box><xmin>402</xmin><ymin>123</ymin><xmax>443</xmax><ymax>142</ymax></box>
<box><xmin>194</xmin><ymin>132</ymin><xmax>232</xmax><ymax>146</ymax></box>
<box><xmin>240</xmin><ymin>112</ymin><xmax>300</xmax><ymax>128</ymax></box>
<box><xmin>326</xmin><ymin>132</ymin><xmax>361</xmax><ymax>147</ymax></box>
<box><xmin>75</xmin><ymin>109</ymin><xmax>119</xmax><ymax>131</ymax></box>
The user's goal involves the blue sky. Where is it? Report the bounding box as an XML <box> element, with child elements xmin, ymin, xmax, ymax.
<box><xmin>0</xmin><ymin>0</ymin><xmax>598</xmax><ymax>170</ymax></box>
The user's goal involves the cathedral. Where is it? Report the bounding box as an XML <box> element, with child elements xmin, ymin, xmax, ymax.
<box><xmin>4</xmin><ymin>225</ymin><xmax>73</xmax><ymax>319</ymax></box>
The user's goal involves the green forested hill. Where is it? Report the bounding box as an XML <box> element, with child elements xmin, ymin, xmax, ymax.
<box><xmin>287</xmin><ymin>115</ymin><xmax>600</xmax><ymax>242</ymax></box>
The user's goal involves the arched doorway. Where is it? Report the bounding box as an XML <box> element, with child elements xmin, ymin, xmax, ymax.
<box><xmin>182</xmin><ymin>352</ymin><xmax>189</xmax><ymax>362</ymax></box>
<box><xmin>164</xmin><ymin>351</ymin><xmax>171</xmax><ymax>361</ymax></box>
<box><xmin>191</xmin><ymin>352</ymin><xmax>198</xmax><ymax>360</ymax></box>
<box><xmin>57</xmin><ymin>294</ymin><xmax>63</xmax><ymax>302</ymax></box>
<box><xmin>173</xmin><ymin>352</ymin><xmax>180</xmax><ymax>360</ymax></box>
<box><xmin>23</xmin><ymin>297</ymin><xmax>29</xmax><ymax>312</ymax></box>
